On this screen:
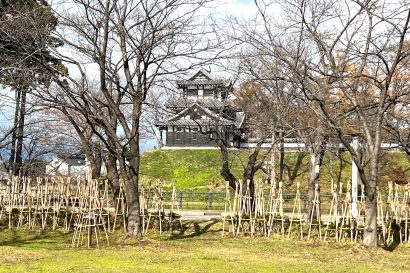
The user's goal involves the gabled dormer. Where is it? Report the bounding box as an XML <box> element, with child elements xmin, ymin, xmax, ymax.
<box><xmin>168</xmin><ymin>103</ymin><xmax>234</xmax><ymax>126</ymax></box>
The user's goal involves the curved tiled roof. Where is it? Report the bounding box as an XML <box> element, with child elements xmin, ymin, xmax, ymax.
<box><xmin>156</xmin><ymin>119</ymin><xmax>235</xmax><ymax>126</ymax></box>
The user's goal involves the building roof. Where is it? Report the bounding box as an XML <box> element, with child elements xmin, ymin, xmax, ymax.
<box><xmin>62</xmin><ymin>155</ymin><xmax>86</xmax><ymax>166</ymax></box>
<box><xmin>166</xmin><ymin>98</ymin><xmax>226</xmax><ymax>109</ymax></box>
<box><xmin>157</xmin><ymin>103</ymin><xmax>244</xmax><ymax>127</ymax></box>
<box><xmin>156</xmin><ymin>119</ymin><xmax>235</xmax><ymax>127</ymax></box>
<box><xmin>171</xmin><ymin>103</ymin><xmax>235</xmax><ymax>124</ymax></box>
<box><xmin>65</xmin><ymin>158</ymin><xmax>85</xmax><ymax>166</ymax></box>
<box><xmin>176</xmin><ymin>69</ymin><xmax>231</xmax><ymax>88</ymax></box>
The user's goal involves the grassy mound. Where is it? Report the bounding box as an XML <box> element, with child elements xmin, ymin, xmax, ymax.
<box><xmin>140</xmin><ymin>149</ymin><xmax>410</xmax><ymax>193</ymax></box>
<box><xmin>140</xmin><ymin>149</ymin><xmax>261</xmax><ymax>191</ymax></box>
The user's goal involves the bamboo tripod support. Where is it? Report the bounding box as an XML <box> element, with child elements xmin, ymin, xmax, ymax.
<box><xmin>287</xmin><ymin>182</ymin><xmax>304</xmax><ymax>239</ymax></box>
<box><xmin>268</xmin><ymin>182</ymin><xmax>285</xmax><ymax>237</ymax></box>
<box><xmin>307</xmin><ymin>184</ymin><xmax>322</xmax><ymax>240</ymax></box>
<box><xmin>222</xmin><ymin>181</ymin><xmax>234</xmax><ymax>237</ymax></box>
<box><xmin>250</xmin><ymin>180</ymin><xmax>267</xmax><ymax>236</ymax></box>
<box><xmin>324</xmin><ymin>183</ymin><xmax>339</xmax><ymax>242</ymax></box>
<box><xmin>169</xmin><ymin>184</ymin><xmax>182</xmax><ymax>231</ymax></box>
<box><xmin>112</xmin><ymin>183</ymin><xmax>127</xmax><ymax>232</ymax></box>
<box><xmin>338</xmin><ymin>183</ymin><xmax>354</xmax><ymax>242</ymax></box>
<box><xmin>71</xmin><ymin>179</ymin><xmax>109</xmax><ymax>248</ymax></box>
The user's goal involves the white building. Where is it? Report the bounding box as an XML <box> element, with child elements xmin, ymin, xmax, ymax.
<box><xmin>46</xmin><ymin>155</ymin><xmax>87</xmax><ymax>178</ymax></box>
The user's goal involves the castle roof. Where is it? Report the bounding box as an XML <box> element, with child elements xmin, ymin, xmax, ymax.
<box><xmin>176</xmin><ymin>69</ymin><xmax>231</xmax><ymax>88</ymax></box>
<box><xmin>166</xmin><ymin>98</ymin><xmax>225</xmax><ymax>109</ymax></box>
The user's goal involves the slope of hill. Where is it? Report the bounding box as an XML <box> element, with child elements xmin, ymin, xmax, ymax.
<box><xmin>140</xmin><ymin>149</ymin><xmax>410</xmax><ymax>193</ymax></box>
<box><xmin>140</xmin><ymin>149</ymin><xmax>247</xmax><ymax>191</ymax></box>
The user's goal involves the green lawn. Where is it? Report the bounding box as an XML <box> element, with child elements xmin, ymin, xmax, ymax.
<box><xmin>1</xmin><ymin>222</ymin><xmax>409</xmax><ymax>273</ymax></box>
<box><xmin>140</xmin><ymin>149</ymin><xmax>410</xmax><ymax>193</ymax></box>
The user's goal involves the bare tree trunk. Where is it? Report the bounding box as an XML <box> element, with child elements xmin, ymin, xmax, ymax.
<box><xmin>124</xmin><ymin>173</ymin><xmax>141</xmax><ymax>238</ymax></box>
<box><xmin>218</xmin><ymin>140</ymin><xmax>237</xmax><ymax>190</ymax></box>
<box><xmin>14</xmin><ymin>89</ymin><xmax>26</xmax><ymax>176</ymax></box>
<box><xmin>91</xmin><ymin>142</ymin><xmax>102</xmax><ymax>179</ymax></box>
<box><xmin>158</xmin><ymin>130</ymin><xmax>164</xmax><ymax>149</ymax></box>
<box><xmin>364</xmin><ymin>196</ymin><xmax>377</xmax><ymax>247</ymax></box>
<box><xmin>8</xmin><ymin>89</ymin><xmax>21</xmax><ymax>174</ymax></box>
<box><xmin>106</xmin><ymin>152</ymin><xmax>120</xmax><ymax>206</ymax></box>
<box><xmin>242</xmin><ymin>142</ymin><xmax>264</xmax><ymax>205</ymax></box>
<box><xmin>363</xmin><ymin>156</ymin><xmax>378</xmax><ymax>247</ymax></box>
<box><xmin>125</xmin><ymin>134</ymin><xmax>142</xmax><ymax>238</ymax></box>
<box><xmin>279</xmin><ymin>131</ymin><xmax>285</xmax><ymax>182</ymax></box>
<box><xmin>307</xmin><ymin>137</ymin><xmax>327</xmax><ymax>221</ymax></box>
<box><xmin>218</xmin><ymin>137</ymin><xmax>266</xmax><ymax>213</ymax></box>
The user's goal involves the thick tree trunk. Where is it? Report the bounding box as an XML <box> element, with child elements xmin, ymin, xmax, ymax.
<box><xmin>362</xmin><ymin>155</ymin><xmax>378</xmax><ymax>247</ymax></box>
<box><xmin>123</xmin><ymin>159</ymin><xmax>142</xmax><ymax>236</ymax></box>
<box><xmin>243</xmin><ymin>141</ymin><xmax>264</xmax><ymax>210</ymax></box>
<box><xmin>363</xmin><ymin>196</ymin><xmax>377</xmax><ymax>247</ymax></box>
<box><xmin>83</xmin><ymin>150</ymin><xmax>100</xmax><ymax>180</ymax></box>
<box><xmin>218</xmin><ymin>140</ymin><xmax>237</xmax><ymax>190</ymax></box>
<box><xmin>123</xmin><ymin>107</ymin><xmax>142</xmax><ymax>238</ymax></box>
<box><xmin>91</xmin><ymin>143</ymin><xmax>102</xmax><ymax>179</ymax></box>
<box><xmin>124</xmin><ymin>170</ymin><xmax>142</xmax><ymax>238</ymax></box>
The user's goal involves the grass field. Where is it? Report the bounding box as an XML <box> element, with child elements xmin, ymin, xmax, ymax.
<box><xmin>140</xmin><ymin>149</ymin><xmax>410</xmax><ymax>193</ymax></box>
<box><xmin>1</xmin><ymin>222</ymin><xmax>410</xmax><ymax>273</ymax></box>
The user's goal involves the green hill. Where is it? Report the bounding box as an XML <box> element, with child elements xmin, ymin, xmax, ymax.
<box><xmin>139</xmin><ymin>149</ymin><xmax>250</xmax><ymax>191</ymax></box>
<box><xmin>140</xmin><ymin>149</ymin><xmax>410</xmax><ymax>193</ymax></box>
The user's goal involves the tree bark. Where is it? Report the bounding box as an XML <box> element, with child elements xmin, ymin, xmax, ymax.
<box><xmin>362</xmin><ymin>155</ymin><xmax>378</xmax><ymax>247</ymax></box>
<box><xmin>124</xmin><ymin>132</ymin><xmax>142</xmax><ymax>238</ymax></box>
<box><xmin>218</xmin><ymin>140</ymin><xmax>237</xmax><ymax>190</ymax></box>
<box><xmin>363</xmin><ymin>195</ymin><xmax>377</xmax><ymax>247</ymax></box>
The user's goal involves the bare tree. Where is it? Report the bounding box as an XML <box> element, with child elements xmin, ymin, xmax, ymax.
<box><xmin>242</xmin><ymin>0</ymin><xmax>410</xmax><ymax>247</ymax></box>
<box><xmin>214</xmin><ymin>65</ymin><xmax>295</xmax><ymax>204</ymax></box>
<box><xmin>37</xmin><ymin>0</ymin><xmax>223</xmax><ymax>238</ymax></box>
<box><xmin>223</xmin><ymin>13</ymin><xmax>329</xmax><ymax>219</ymax></box>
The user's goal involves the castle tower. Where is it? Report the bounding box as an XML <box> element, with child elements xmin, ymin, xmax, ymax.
<box><xmin>156</xmin><ymin>69</ymin><xmax>245</xmax><ymax>147</ymax></box>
